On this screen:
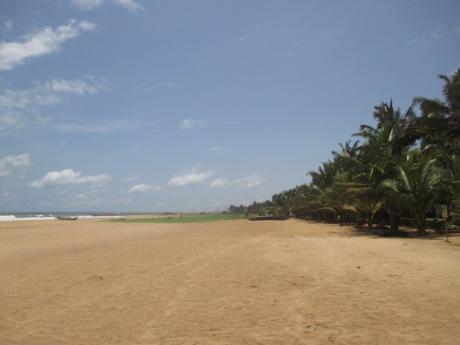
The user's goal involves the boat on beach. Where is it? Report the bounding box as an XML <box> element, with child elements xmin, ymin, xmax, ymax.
<box><xmin>56</xmin><ymin>216</ymin><xmax>78</xmax><ymax>221</ymax></box>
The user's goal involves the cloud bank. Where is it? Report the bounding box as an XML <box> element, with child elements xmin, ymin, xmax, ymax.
<box><xmin>128</xmin><ymin>184</ymin><xmax>161</xmax><ymax>193</ymax></box>
<box><xmin>168</xmin><ymin>166</ymin><xmax>214</xmax><ymax>187</ymax></box>
<box><xmin>0</xmin><ymin>19</ymin><xmax>95</xmax><ymax>71</ymax></box>
<box><xmin>0</xmin><ymin>77</ymin><xmax>105</xmax><ymax>131</ymax></box>
<box><xmin>0</xmin><ymin>153</ymin><xmax>31</xmax><ymax>177</ymax></box>
<box><xmin>210</xmin><ymin>174</ymin><xmax>263</xmax><ymax>188</ymax></box>
<box><xmin>43</xmin><ymin>78</ymin><xmax>106</xmax><ymax>95</ymax></box>
<box><xmin>180</xmin><ymin>118</ymin><xmax>205</xmax><ymax>130</ymax></box>
<box><xmin>72</xmin><ymin>0</ymin><xmax>143</xmax><ymax>12</ymax></box>
<box><xmin>30</xmin><ymin>169</ymin><xmax>110</xmax><ymax>188</ymax></box>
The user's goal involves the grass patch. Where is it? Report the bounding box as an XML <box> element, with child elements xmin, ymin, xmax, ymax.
<box><xmin>112</xmin><ymin>214</ymin><xmax>246</xmax><ymax>224</ymax></box>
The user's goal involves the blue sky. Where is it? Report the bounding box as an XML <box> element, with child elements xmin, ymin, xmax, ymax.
<box><xmin>0</xmin><ymin>0</ymin><xmax>459</xmax><ymax>212</ymax></box>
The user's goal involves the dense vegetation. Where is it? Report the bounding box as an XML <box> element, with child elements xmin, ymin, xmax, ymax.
<box><xmin>228</xmin><ymin>70</ymin><xmax>460</xmax><ymax>235</ymax></box>
<box><xmin>115</xmin><ymin>213</ymin><xmax>245</xmax><ymax>224</ymax></box>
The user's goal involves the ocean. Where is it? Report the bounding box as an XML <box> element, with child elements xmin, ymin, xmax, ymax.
<box><xmin>0</xmin><ymin>212</ymin><xmax>126</xmax><ymax>221</ymax></box>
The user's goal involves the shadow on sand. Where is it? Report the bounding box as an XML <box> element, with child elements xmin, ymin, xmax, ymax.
<box><xmin>296</xmin><ymin>218</ymin><xmax>460</xmax><ymax>243</ymax></box>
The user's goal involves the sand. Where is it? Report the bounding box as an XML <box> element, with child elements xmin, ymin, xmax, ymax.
<box><xmin>1</xmin><ymin>219</ymin><xmax>460</xmax><ymax>345</ymax></box>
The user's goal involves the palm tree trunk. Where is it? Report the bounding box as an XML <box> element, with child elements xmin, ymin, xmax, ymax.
<box><xmin>367</xmin><ymin>214</ymin><xmax>374</xmax><ymax>230</ymax></box>
<box><xmin>415</xmin><ymin>213</ymin><xmax>427</xmax><ymax>236</ymax></box>
<box><xmin>390</xmin><ymin>212</ymin><xmax>399</xmax><ymax>230</ymax></box>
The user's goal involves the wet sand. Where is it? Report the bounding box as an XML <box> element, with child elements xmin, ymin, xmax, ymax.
<box><xmin>1</xmin><ymin>219</ymin><xmax>460</xmax><ymax>344</ymax></box>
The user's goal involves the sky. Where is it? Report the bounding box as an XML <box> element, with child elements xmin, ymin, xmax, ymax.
<box><xmin>0</xmin><ymin>0</ymin><xmax>459</xmax><ymax>212</ymax></box>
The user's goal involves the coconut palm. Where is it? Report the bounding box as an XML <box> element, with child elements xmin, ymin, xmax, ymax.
<box><xmin>403</xmin><ymin>69</ymin><xmax>460</xmax><ymax>152</ymax></box>
<box><xmin>350</xmin><ymin>101</ymin><xmax>418</xmax><ymax>229</ymax></box>
<box><xmin>308</xmin><ymin>180</ymin><xmax>347</xmax><ymax>222</ymax></box>
<box><xmin>442</xmin><ymin>154</ymin><xmax>460</xmax><ymax>223</ymax></box>
<box><xmin>229</xmin><ymin>70</ymin><xmax>458</xmax><ymax>236</ymax></box>
<box><xmin>382</xmin><ymin>149</ymin><xmax>442</xmax><ymax>235</ymax></box>
<box><xmin>308</xmin><ymin>160</ymin><xmax>337</xmax><ymax>190</ymax></box>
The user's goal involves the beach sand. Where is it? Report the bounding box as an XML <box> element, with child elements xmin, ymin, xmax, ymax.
<box><xmin>1</xmin><ymin>219</ymin><xmax>460</xmax><ymax>344</ymax></box>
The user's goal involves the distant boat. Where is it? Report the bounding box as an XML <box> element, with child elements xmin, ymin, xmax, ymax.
<box><xmin>57</xmin><ymin>216</ymin><xmax>78</xmax><ymax>221</ymax></box>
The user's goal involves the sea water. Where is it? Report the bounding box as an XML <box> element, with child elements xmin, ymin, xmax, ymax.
<box><xmin>0</xmin><ymin>212</ymin><xmax>126</xmax><ymax>221</ymax></box>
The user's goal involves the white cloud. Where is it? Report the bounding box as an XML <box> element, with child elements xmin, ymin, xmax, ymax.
<box><xmin>429</xmin><ymin>29</ymin><xmax>446</xmax><ymax>40</ymax></box>
<box><xmin>0</xmin><ymin>19</ymin><xmax>95</xmax><ymax>71</ymax></box>
<box><xmin>72</xmin><ymin>0</ymin><xmax>143</xmax><ymax>12</ymax></box>
<box><xmin>0</xmin><ymin>113</ymin><xmax>24</xmax><ymax>130</ymax></box>
<box><xmin>71</xmin><ymin>0</ymin><xmax>105</xmax><ymax>10</ymax></box>
<box><xmin>128</xmin><ymin>183</ymin><xmax>161</xmax><ymax>193</ymax></box>
<box><xmin>180</xmin><ymin>118</ymin><xmax>205</xmax><ymax>130</ymax></box>
<box><xmin>113</xmin><ymin>0</ymin><xmax>143</xmax><ymax>12</ymax></box>
<box><xmin>43</xmin><ymin>78</ymin><xmax>106</xmax><ymax>95</ymax></box>
<box><xmin>168</xmin><ymin>166</ymin><xmax>214</xmax><ymax>187</ymax></box>
<box><xmin>0</xmin><ymin>153</ymin><xmax>31</xmax><ymax>177</ymax></box>
<box><xmin>209</xmin><ymin>177</ymin><xmax>231</xmax><ymax>188</ymax></box>
<box><xmin>30</xmin><ymin>169</ymin><xmax>110</xmax><ymax>188</ymax></box>
<box><xmin>0</xmin><ymin>77</ymin><xmax>106</xmax><ymax>131</ymax></box>
<box><xmin>405</xmin><ymin>26</ymin><xmax>460</xmax><ymax>47</ymax></box>
<box><xmin>210</xmin><ymin>174</ymin><xmax>263</xmax><ymax>189</ymax></box>
<box><xmin>0</xmin><ymin>88</ymin><xmax>58</xmax><ymax>110</ymax></box>
<box><xmin>241</xmin><ymin>174</ymin><xmax>264</xmax><ymax>188</ymax></box>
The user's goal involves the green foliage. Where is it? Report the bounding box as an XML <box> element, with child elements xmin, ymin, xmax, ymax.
<box><xmin>381</xmin><ymin>149</ymin><xmax>442</xmax><ymax>233</ymax></box>
<box><xmin>114</xmin><ymin>214</ymin><xmax>245</xmax><ymax>224</ymax></box>
<box><xmin>230</xmin><ymin>69</ymin><xmax>460</xmax><ymax>234</ymax></box>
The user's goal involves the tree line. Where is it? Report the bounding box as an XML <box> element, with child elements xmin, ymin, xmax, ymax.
<box><xmin>228</xmin><ymin>69</ymin><xmax>460</xmax><ymax>235</ymax></box>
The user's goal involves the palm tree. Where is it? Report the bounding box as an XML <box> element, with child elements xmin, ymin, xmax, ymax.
<box><xmin>403</xmin><ymin>69</ymin><xmax>460</xmax><ymax>152</ymax></box>
<box><xmin>382</xmin><ymin>149</ymin><xmax>442</xmax><ymax>235</ymax></box>
<box><xmin>233</xmin><ymin>71</ymin><xmax>458</xmax><ymax>236</ymax></box>
<box><xmin>308</xmin><ymin>180</ymin><xmax>347</xmax><ymax>222</ymax></box>
<box><xmin>309</xmin><ymin>160</ymin><xmax>337</xmax><ymax>191</ymax></box>
<box><xmin>351</xmin><ymin>101</ymin><xmax>418</xmax><ymax>229</ymax></box>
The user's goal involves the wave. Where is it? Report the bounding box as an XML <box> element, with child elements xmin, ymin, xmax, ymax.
<box><xmin>0</xmin><ymin>215</ymin><xmax>56</xmax><ymax>222</ymax></box>
<box><xmin>0</xmin><ymin>214</ymin><xmax>126</xmax><ymax>222</ymax></box>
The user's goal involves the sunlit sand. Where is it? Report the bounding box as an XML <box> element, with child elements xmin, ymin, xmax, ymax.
<box><xmin>1</xmin><ymin>219</ymin><xmax>459</xmax><ymax>344</ymax></box>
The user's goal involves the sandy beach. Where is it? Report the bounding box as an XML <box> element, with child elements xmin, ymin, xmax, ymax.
<box><xmin>1</xmin><ymin>219</ymin><xmax>460</xmax><ymax>345</ymax></box>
